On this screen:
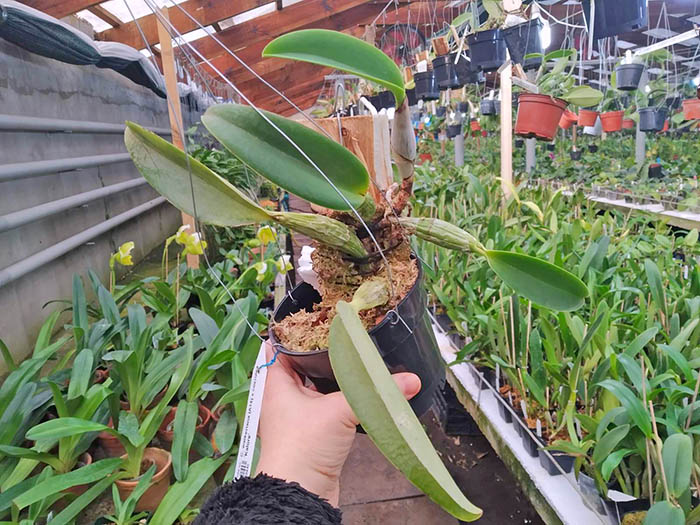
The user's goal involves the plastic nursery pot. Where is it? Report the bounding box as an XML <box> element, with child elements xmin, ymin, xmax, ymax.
<box><xmin>480</xmin><ymin>99</ymin><xmax>496</xmax><ymax>116</ymax></box>
<box><xmin>501</xmin><ymin>18</ymin><xmax>543</xmax><ymax>70</ymax></box>
<box><xmin>64</xmin><ymin>453</ymin><xmax>94</xmax><ymax>498</ymax></box>
<box><xmin>406</xmin><ymin>88</ymin><xmax>418</xmax><ymax>107</ymax></box>
<box><xmin>434</xmin><ymin>383</ymin><xmax>481</xmax><ymax>437</ymax></box>
<box><xmin>559</xmin><ymin>109</ymin><xmax>578</xmax><ymax>129</ymax></box>
<box><xmin>622</xmin><ymin>118</ymin><xmax>635</xmax><ymax>129</ymax></box>
<box><xmin>588</xmin><ymin>144</ymin><xmax>598</xmax><ymax>153</ymax></box>
<box><xmin>665</xmin><ymin>95</ymin><xmax>682</xmax><ymax>110</ymax></box>
<box><xmin>497</xmin><ymin>397</ymin><xmax>513</xmax><ymax>423</ymax></box>
<box><xmin>446</xmin><ymin>124</ymin><xmax>462</xmax><ymax>139</ymax></box>
<box><xmin>639</xmin><ymin>107</ymin><xmax>668</xmax><ymax>132</ymax></box>
<box><xmin>539</xmin><ymin>445</ymin><xmax>575</xmax><ymax>476</ymax></box>
<box><xmin>520</xmin><ymin>424</ymin><xmax>540</xmax><ymax>458</ymax></box>
<box><xmin>600</xmin><ymin>110</ymin><xmax>624</xmax><ymax>132</ymax></box>
<box><xmin>682</xmin><ymin>98</ymin><xmax>700</xmax><ymax>119</ymax></box>
<box><xmin>454</xmin><ymin>54</ymin><xmax>481</xmax><ymax>85</ymax></box>
<box><xmin>98</xmin><ymin>419</ymin><xmax>126</xmax><ymax>457</ymax></box>
<box><xmin>367</xmin><ymin>94</ymin><xmax>382</xmax><ymax>110</ymax></box>
<box><xmin>468</xmin><ymin>29</ymin><xmax>507</xmax><ymax>71</ymax></box>
<box><xmin>649</xmin><ymin>163</ymin><xmax>663</xmax><ymax>179</ymax></box>
<box><xmin>116</xmin><ymin>448</ymin><xmax>172</xmax><ymax>513</ymax></box>
<box><xmin>269</xmin><ymin>263</ymin><xmax>444</xmax><ymax>419</ymax></box>
<box><xmin>659</xmin><ymin>119</ymin><xmax>669</xmax><ymax>133</ymax></box>
<box><xmin>570</xmin><ymin>150</ymin><xmax>582</xmax><ymax>160</ymax></box>
<box><xmin>157</xmin><ymin>403</ymin><xmax>212</xmax><ymax>448</ymax></box>
<box><xmin>494</xmin><ymin>100</ymin><xmax>501</xmax><ymax>115</ymax></box>
<box><xmin>414</xmin><ymin>70</ymin><xmax>440</xmax><ymax>101</ymax></box>
<box><xmin>432</xmin><ymin>53</ymin><xmax>462</xmax><ymax>90</ymax></box>
<box><xmin>546</xmin><ymin>143</ymin><xmax>555</xmax><ymax>151</ymax></box>
<box><xmin>470</xmin><ymin>120</ymin><xmax>481</xmax><ymax>132</ymax></box>
<box><xmin>378</xmin><ymin>90</ymin><xmax>395</xmax><ymax>110</ymax></box>
<box><xmin>457</xmin><ymin>101</ymin><xmax>469</xmax><ymax>113</ymax></box>
<box><xmin>418</xmin><ymin>153</ymin><xmax>433</xmax><ymax>164</ymax></box>
<box><xmin>469</xmin><ymin>365</ymin><xmax>495</xmax><ymax>390</ymax></box>
<box><xmin>436</xmin><ymin>105</ymin><xmax>447</xmax><ymax>118</ymax></box>
<box><xmin>577</xmin><ymin>472</ymin><xmax>608</xmax><ymax>516</ymax></box>
<box><xmin>514</xmin><ymin>93</ymin><xmax>567</xmax><ymax>141</ymax></box>
<box><xmin>614</xmin><ymin>63</ymin><xmax>644</xmax><ymax>91</ymax></box>
<box><xmin>577</xmin><ymin>109</ymin><xmax>599</xmax><ymax>127</ymax></box>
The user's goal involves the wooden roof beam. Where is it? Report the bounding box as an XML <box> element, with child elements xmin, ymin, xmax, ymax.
<box><xmin>96</xmin><ymin>0</ymin><xmax>269</xmax><ymax>50</ymax></box>
<box><xmin>87</xmin><ymin>5</ymin><xmax>121</xmax><ymax>28</ymax></box>
<box><xmin>236</xmin><ymin>62</ymin><xmax>334</xmax><ymax>98</ymax></box>
<box><xmin>20</xmin><ymin>0</ymin><xmax>102</xmax><ymax>18</ymax></box>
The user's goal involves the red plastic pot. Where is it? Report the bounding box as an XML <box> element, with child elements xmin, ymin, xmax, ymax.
<box><xmin>559</xmin><ymin>110</ymin><xmax>578</xmax><ymax>129</ymax></box>
<box><xmin>600</xmin><ymin>110</ymin><xmax>624</xmax><ymax>132</ymax></box>
<box><xmin>659</xmin><ymin>119</ymin><xmax>669</xmax><ymax>133</ymax></box>
<box><xmin>622</xmin><ymin>118</ymin><xmax>635</xmax><ymax>129</ymax></box>
<box><xmin>514</xmin><ymin>93</ymin><xmax>567</xmax><ymax>141</ymax></box>
<box><xmin>470</xmin><ymin>120</ymin><xmax>481</xmax><ymax>131</ymax></box>
<box><xmin>481</xmin><ymin>130</ymin><xmax>488</xmax><ymax>137</ymax></box>
<box><xmin>418</xmin><ymin>153</ymin><xmax>432</xmax><ymax>164</ymax></box>
<box><xmin>578</xmin><ymin>109</ymin><xmax>599</xmax><ymax>127</ymax></box>
<box><xmin>683</xmin><ymin>99</ymin><xmax>700</xmax><ymax>120</ymax></box>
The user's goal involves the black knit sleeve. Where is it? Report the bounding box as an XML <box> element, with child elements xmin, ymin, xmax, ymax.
<box><xmin>194</xmin><ymin>473</ymin><xmax>343</xmax><ymax>525</ymax></box>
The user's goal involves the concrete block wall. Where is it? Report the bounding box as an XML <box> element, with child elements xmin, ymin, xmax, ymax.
<box><xmin>0</xmin><ymin>39</ymin><xmax>199</xmax><ymax>372</ymax></box>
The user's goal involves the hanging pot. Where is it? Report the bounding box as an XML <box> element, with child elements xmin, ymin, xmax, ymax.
<box><xmin>414</xmin><ymin>70</ymin><xmax>440</xmax><ymax>101</ymax></box>
<box><xmin>665</xmin><ymin>95</ymin><xmax>682</xmax><ymax>110</ymax></box>
<box><xmin>514</xmin><ymin>93</ymin><xmax>567</xmax><ymax>141</ymax></box>
<box><xmin>515</xmin><ymin>138</ymin><xmax>524</xmax><ymax>147</ymax></box>
<box><xmin>648</xmin><ymin>163</ymin><xmax>663</xmax><ymax>179</ymax></box>
<box><xmin>639</xmin><ymin>107</ymin><xmax>667</xmax><ymax>132</ymax></box>
<box><xmin>406</xmin><ymin>88</ymin><xmax>418</xmax><ymax>107</ymax></box>
<box><xmin>494</xmin><ymin>100</ymin><xmax>501</xmax><ymax>115</ymax></box>
<box><xmin>559</xmin><ymin>110</ymin><xmax>578</xmax><ymax>129</ymax></box>
<box><xmin>480</xmin><ymin>99</ymin><xmax>496</xmax><ymax>115</ymax></box>
<box><xmin>683</xmin><ymin>98</ymin><xmax>700</xmax><ymax>120</ymax></box>
<box><xmin>436</xmin><ymin>105</ymin><xmax>447</xmax><ymax>118</ymax></box>
<box><xmin>546</xmin><ymin>143</ymin><xmax>555</xmax><ymax>151</ymax></box>
<box><xmin>115</xmin><ymin>448</ymin><xmax>172</xmax><ymax>513</ymax></box>
<box><xmin>577</xmin><ymin>109</ymin><xmax>599</xmax><ymax>127</ymax></box>
<box><xmin>378</xmin><ymin>90</ymin><xmax>395</xmax><ymax>110</ymax></box>
<box><xmin>470</xmin><ymin>120</ymin><xmax>481</xmax><ymax>131</ymax></box>
<box><xmin>622</xmin><ymin>118</ymin><xmax>635</xmax><ymax>129</ymax></box>
<box><xmin>454</xmin><ymin>53</ymin><xmax>481</xmax><ymax>85</ymax></box>
<box><xmin>588</xmin><ymin>144</ymin><xmax>598</xmax><ymax>153</ymax></box>
<box><xmin>502</xmin><ymin>18</ymin><xmax>543</xmax><ymax>70</ymax></box>
<box><xmin>457</xmin><ymin>101</ymin><xmax>469</xmax><ymax>113</ymax></box>
<box><xmin>269</xmin><ymin>262</ymin><xmax>444</xmax><ymax>418</ymax></box>
<box><xmin>659</xmin><ymin>119</ymin><xmax>669</xmax><ymax>133</ymax></box>
<box><xmin>446</xmin><ymin>124</ymin><xmax>462</xmax><ymax>138</ymax></box>
<box><xmin>367</xmin><ymin>94</ymin><xmax>382</xmax><ymax>110</ymax></box>
<box><xmin>467</xmin><ymin>29</ymin><xmax>507</xmax><ymax>72</ymax></box>
<box><xmin>600</xmin><ymin>110</ymin><xmax>624</xmax><ymax>132</ymax></box>
<box><xmin>432</xmin><ymin>53</ymin><xmax>463</xmax><ymax>90</ymax></box>
<box><xmin>570</xmin><ymin>150</ymin><xmax>582</xmax><ymax>160</ymax></box>
<box><xmin>614</xmin><ymin>63</ymin><xmax>644</xmax><ymax>91</ymax></box>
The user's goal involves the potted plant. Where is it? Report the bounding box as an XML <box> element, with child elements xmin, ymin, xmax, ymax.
<box><xmin>414</xmin><ymin>69</ymin><xmax>440</xmax><ymax>101</ymax></box>
<box><xmin>123</xmin><ymin>29</ymin><xmax>590</xmax><ymax>522</ymax></box>
<box><xmin>466</xmin><ymin>0</ymin><xmax>507</xmax><ymax>72</ymax></box>
<box><xmin>515</xmin><ymin>49</ymin><xmax>603</xmax><ymax>140</ymax></box>
<box><xmin>614</xmin><ymin>59</ymin><xmax>645</xmax><ymax>91</ymax></box>
<box><xmin>599</xmin><ymin>87</ymin><xmax>624</xmax><ymax>132</ymax></box>
<box><xmin>578</xmin><ymin>107</ymin><xmax>599</xmax><ymax>127</ymax></box>
<box><xmin>559</xmin><ymin>109</ymin><xmax>577</xmax><ymax>129</ymax></box>
<box><xmin>502</xmin><ymin>17</ymin><xmax>543</xmax><ymax>70</ymax></box>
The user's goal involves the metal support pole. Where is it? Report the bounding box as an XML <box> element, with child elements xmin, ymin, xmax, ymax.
<box><xmin>454</xmin><ymin>131</ymin><xmax>464</xmax><ymax>167</ymax></box>
<box><xmin>636</xmin><ymin>72</ymin><xmax>648</xmax><ymax>165</ymax></box>
<box><xmin>500</xmin><ymin>62</ymin><xmax>513</xmax><ymax>196</ymax></box>
<box><xmin>525</xmin><ymin>68</ymin><xmax>536</xmax><ymax>174</ymax></box>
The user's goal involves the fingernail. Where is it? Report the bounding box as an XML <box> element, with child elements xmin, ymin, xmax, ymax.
<box><xmin>396</xmin><ymin>374</ymin><xmax>422</xmax><ymax>398</ymax></box>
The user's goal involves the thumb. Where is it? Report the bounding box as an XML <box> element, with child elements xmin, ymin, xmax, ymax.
<box><xmin>324</xmin><ymin>373</ymin><xmax>422</xmax><ymax>429</ymax></box>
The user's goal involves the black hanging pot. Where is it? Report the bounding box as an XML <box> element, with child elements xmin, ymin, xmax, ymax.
<box><xmin>346</xmin><ymin>104</ymin><xmax>358</xmax><ymax>115</ymax></box>
<box><xmin>454</xmin><ymin>53</ymin><xmax>481</xmax><ymax>85</ymax></box>
<box><xmin>378</xmin><ymin>90</ymin><xmax>395</xmax><ymax>109</ymax></box>
<box><xmin>368</xmin><ymin>94</ymin><xmax>382</xmax><ymax>109</ymax></box>
<box><xmin>546</xmin><ymin>143</ymin><xmax>555</xmax><ymax>151</ymax></box>
<box><xmin>436</xmin><ymin>105</ymin><xmax>447</xmax><ymax>118</ymax></box>
<box><xmin>512</xmin><ymin>92</ymin><xmax>520</xmax><ymax>109</ymax></box>
<box><xmin>494</xmin><ymin>100</ymin><xmax>501</xmax><ymax>115</ymax></box>
<box><xmin>468</xmin><ymin>29</ymin><xmax>507</xmax><ymax>72</ymax></box>
<box><xmin>588</xmin><ymin>144</ymin><xmax>598</xmax><ymax>153</ymax></box>
<box><xmin>414</xmin><ymin>70</ymin><xmax>440</xmax><ymax>101</ymax></box>
<box><xmin>614</xmin><ymin>63</ymin><xmax>644</xmax><ymax>91</ymax></box>
<box><xmin>480</xmin><ymin>99</ymin><xmax>496</xmax><ymax>115</ymax></box>
<box><xmin>446</xmin><ymin>124</ymin><xmax>462</xmax><ymax>138</ymax></box>
<box><xmin>432</xmin><ymin>53</ymin><xmax>463</xmax><ymax>90</ymax></box>
<box><xmin>639</xmin><ymin>107</ymin><xmax>668</xmax><ymax>132</ymax></box>
<box><xmin>406</xmin><ymin>87</ymin><xmax>418</xmax><ymax>106</ymax></box>
<box><xmin>457</xmin><ymin>101</ymin><xmax>469</xmax><ymax>113</ymax></box>
<box><xmin>571</xmin><ymin>150</ymin><xmax>582</xmax><ymax>160</ymax></box>
<box><xmin>269</xmin><ymin>262</ymin><xmax>444</xmax><ymax>418</ymax></box>
<box><xmin>515</xmin><ymin>138</ymin><xmax>524</xmax><ymax>148</ymax></box>
<box><xmin>665</xmin><ymin>95</ymin><xmax>682</xmax><ymax>110</ymax></box>
<box><xmin>502</xmin><ymin>18</ymin><xmax>543</xmax><ymax>70</ymax></box>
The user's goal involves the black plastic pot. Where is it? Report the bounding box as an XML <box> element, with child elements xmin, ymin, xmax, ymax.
<box><xmin>435</xmin><ymin>313</ymin><xmax>453</xmax><ymax>334</ymax></box>
<box><xmin>502</xmin><ymin>18</ymin><xmax>543</xmax><ymax>70</ymax></box>
<box><xmin>665</xmin><ymin>95</ymin><xmax>682</xmax><ymax>109</ymax></box>
<box><xmin>497</xmin><ymin>398</ymin><xmax>513</xmax><ymax>423</ymax></box>
<box><xmin>649</xmin><ymin>163</ymin><xmax>663</xmax><ymax>179</ymax></box>
<box><xmin>468</xmin><ymin>29</ymin><xmax>507</xmax><ymax>72</ymax></box>
<box><xmin>515</xmin><ymin>139</ymin><xmax>524</xmax><ymax>148</ymax></box>
<box><xmin>457</xmin><ymin>101</ymin><xmax>469</xmax><ymax>113</ymax></box>
<box><xmin>470</xmin><ymin>366</ymin><xmax>495</xmax><ymax>390</ymax></box>
<box><xmin>520</xmin><ymin>424</ymin><xmax>540</xmax><ymax>458</ymax></box>
<box><xmin>454</xmin><ymin>54</ymin><xmax>481</xmax><ymax>85</ymax></box>
<box><xmin>546</xmin><ymin>143</ymin><xmax>555</xmax><ymax>151</ymax></box>
<box><xmin>639</xmin><ymin>107</ymin><xmax>668</xmax><ymax>132</ymax></box>
<box><xmin>346</xmin><ymin>104</ymin><xmax>358</xmax><ymax>116</ymax></box>
<box><xmin>570</xmin><ymin>150</ymin><xmax>582</xmax><ymax>160</ymax></box>
<box><xmin>578</xmin><ymin>472</ymin><xmax>608</xmax><ymax>515</ymax></box>
<box><xmin>494</xmin><ymin>100</ymin><xmax>501</xmax><ymax>115</ymax></box>
<box><xmin>414</xmin><ymin>71</ymin><xmax>440</xmax><ymax>101</ymax></box>
<box><xmin>447</xmin><ymin>124</ymin><xmax>462</xmax><ymax>138</ymax></box>
<box><xmin>269</xmin><ymin>264</ymin><xmax>444</xmax><ymax>418</ymax></box>
<box><xmin>368</xmin><ymin>94</ymin><xmax>381</xmax><ymax>110</ymax></box>
<box><xmin>614</xmin><ymin>63</ymin><xmax>644</xmax><ymax>91</ymax></box>
<box><xmin>406</xmin><ymin>87</ymin><xmax>418</xmax><ymax>107</ymax></box>
<box><xmin>434</xmin><ymin>383</ymin><xmax>481</xmax><ymax>436</ymax></box>
<box><xmin>480</xmin><ymin>99</ymin><xmax>496</xmax><ymax>116</ymax></box>
<box><xmin>539</xmin><ymin>447</ymin><xmax>575</xmax><ymax>476</ymax></box>
<box><xmin>588</xmin><ymin>144</ymin><xmax>598</xmax><ymax>153</ymax></box>
<box><xmin>436</xmin><ymin>105</ymin><xmax>447</xmax><ymax>118</ymax></box>
<box><xmin>378</xmin><ymin>90</ymin><xmax>395</xmax><ymax>109</ymax></box>
<box><xmin>432</xmin><ymin>53</ymin><xmax>462</xmax><ymax>90</ymax></box>
<box><xmin>582</xmin><ymin>0</ymin><xmax>647</xmax><ymax>40</ymax></box>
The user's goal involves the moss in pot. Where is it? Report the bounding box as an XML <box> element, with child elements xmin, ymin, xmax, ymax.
<box><xmin>122</xmin><ymin>29</ymin><xmax>590</xmax><ymax>522</ymax></box>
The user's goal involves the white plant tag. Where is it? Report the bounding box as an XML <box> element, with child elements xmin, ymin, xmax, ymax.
<box><xmin>234</xmin><ymin>341</ymin><xmax>269</xmax><ymax>480</ymax></box>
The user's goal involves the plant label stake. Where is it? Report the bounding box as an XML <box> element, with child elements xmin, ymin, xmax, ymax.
<box><xmin>234</xmin><ymin>342</ymin><xmax>269</xmax><ymax>480</ymax></box>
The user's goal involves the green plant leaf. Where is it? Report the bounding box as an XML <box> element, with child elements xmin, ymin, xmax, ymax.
<box><xmin>329</xmin><ymin>301</ymin><xmax>482</xmax><ymax>521</ymax></box>
<box><xmin>592</xmin><ymin>424</ymin><xmax>629</xmax><ymax>466</ymax></box>
<box><xmin>600</xmin><ymin>448</ymin><xmax>635</xmax><ymax>482</ymax></box>
<box><xmin>485</xmin><ymin>251</ymin><xmax>588</xmax><ymax>311</ymax></box>
<box><xmin>624</xmin><ymin>327</ymin><xmax>659</xmax><ymax>357</ymax></box>
<box><xmin>202</xmin><ymin>104</ymin><xmax>369</xmax><ymax>211</ymax></box>
<box><xmin>644</xmin><ymin>259</ymin><xmax>667</xmax><ymax>319</ymax></box>
<box><xmin>25</xmin><ymin>418</ymin><xmax>111</xmax><ymax>441</ymax></box>
<box><xmin>213</xmin><ymin>409</ymin><xmax>237</xmax><ymax>454</ymax></box>
<box><xmin>643</xmin><ymin>501</ymin><xmax>684</xmax><ymax>525</ymax></box>
<box><xmin>172</xmin><ymin>400</ymin><xmax>198</xmax><ymax>482</ymax></box>
<box><xmin>49</xmin><ymin>472</ymin><xmax>121</xmax><ymax>525</ymax></box>
<box><xmin>67</xmin><ymin>348</ymin><xmax>93</xmax><ymax>400</ymax></box>
<box><xmin>124</xmin><ymin>122</ymin><xmax>270</xmax><ymax>226</ymax></box>
<box><xmin>562</xmin><ymin>85</ymin><xmax>604</xmax><ymax>107</ymax></box>
<box><xmin>263</xmin><ymin>29</ymin><xmax>405</xmax><ymax>105</ymax></box>
<box><xmin>662</xmin><ymin>433</ymin><xmax>693</xmax><ymax>498</ymax></box>
<box><xmin>598</xmin><ymin>380</ymin><xmax>652</xmax><ymax>437</ymax></box>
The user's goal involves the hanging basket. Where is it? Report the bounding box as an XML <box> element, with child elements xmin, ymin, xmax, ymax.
<box><xmin>622</xmin><ymin>118</ymin><xmax>635</xmax><ymax>129</ymax></box>
<box><xmin>414</xmin><ymin>71</ymin><xmax>440</xmax><ymax>101</ymax></box>
<box><xmin>559</xmin><ymin>110</ymin><xmax>578</xmax><ymax>129</ymax></box>
<box><xmin>446</xmin><ymin>124</ymin><xmax>462</xmax><ymax>138</ymax></box>
<box><xmin>501</xmin><ymin>18</ymin><xmax>543</xmax><ymax>70</ymax></box>
<box><xmin>514</xmin><ymin>93</ymin><xmax>567</xmax><ymax>141</ymax></box>
<box><xmin>577</xmin><ymin>109</ymin><xmax>599</xmax><ymax>127</ymax></box>
<box><xmin>480</xmin><ymin>99</ymin><xmax>496</xmax><ymax>115</ymax></box>
<box><xmin>470</xmin><ymin>120</ymin><xmax>481</xmax><ymax>131</ymax></box>
<box><xmin>639</xmin><ymin>107</ymin><xmax>668</xmax><ymax>132</ymax></box>
<box><xmin>614</xmin><ymin>63</ymin><xmax>644</xmax><ymax>91</ymax></box>
<box><xmin>600</xmin><ymin>110</ymin><xmax>624</xmax><ymax>132</ymax></box>
<box><xmin>683</xmin><ymin>99</ymin><xmax>700</xmax><ymax>120</ymax></box>
<box><xmin>432</xmin><ymin>53</ymin><xmax>463</xmax><ymax>90</ymax></box>
<box><xmin>436</xmin><ymin>105</ymin><xmax>447</xmax><ymax>118</ymax></box>
<box><xmin>467</xmin><ymin>29</ymin><xmax>507</xmax><ymax>72</ymax></box>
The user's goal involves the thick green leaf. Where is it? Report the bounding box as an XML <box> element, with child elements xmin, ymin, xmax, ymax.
<box><xmin>149</xmin><ymin>456</ymin><xmax>229</xmax><ymax>525</ymax></box>
<box><xmin>562</xmin><ymin>85</ymin><xmax>604</xmax><ymax>107</ymax></box>
<box><xmin>624</xmin><ymin>327</ymin><xmax>659</xmax><ymax>357</ymax></box>
<box><xmin>329</xmin><ymin>301</ymin><xmax>482</xmax><ymax>521</ymax></box>
<box><xmin>213</xmin><ymin>409</ymin><xmax>237</xmax><ymax>454</ymax></box>
<box><xmin>644</xmin><ymin>259</ymin><xmax>667</xmax><ymax>319</ymax></box>
<box><xmin>600</xmin><ymin>448</ymin><xmax>635</xmax><ymax>482</ymax></box>
<box><xmin>172</xmin><ymin>400</ymin><xmax>198</xmax><ymax>482</ymax></box>
<box><xmin>49</xmin><ymin>472</ymin><xmax>121</xmax><ymax>525</ymax></box>
<box><xmin>67</xmin><ymin>348</ymin><xmax>93</xmax><ymax>400</ymax></box>
<box><xmin>662</xmin><ymin>433</ymin><xmax>693</xmax><ymax>498</ymax></box>
<box><xmin>485</xmin><ymin>250</ymin><xmax>588</xmax><ymax>311</ymax></box>
<box><xmin>263</xmin><ymin>29</ymin><xmax>405</xmax><ymax>105</ymax></box>
<box><xmin>124</xmin><ymin>122</ymin><xmax>270</xmax><ymax>226</ymax></box>
<box><xmin>25</xmin><ymin>418</ymin><xmax>111</xmax><ymax>441</ymax></box>
<box><xmin>592</xmin><ymin>424</ymin><xmax>629</xmax><ymax>466</ymax></box>
<box><xmin>202</xmin><ymin>104</ymin><xmax>369</xmax><ymax>211</ymax></box>
<box><xmin>13</xmin><ymin>458</ymin><xmax>122</xmax><ymax>508</ymax></box>
<box><xmin>643</xmin><ymin>501</ymin><xmax>684</xmax><ymax>525</ymax></box>
<box><xmin>598</xmin><ymin>380</ymin><xmax>652</xmax><ymax>437</ymax></box>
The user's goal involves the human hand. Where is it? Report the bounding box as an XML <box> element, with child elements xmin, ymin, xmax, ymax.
<box><xmin>255</xmin><ymin>342</ymin><xmax>421</xmax><ymax>506</ymax></box>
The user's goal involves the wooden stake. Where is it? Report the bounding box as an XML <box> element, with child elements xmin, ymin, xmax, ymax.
<box><xmin>156</xmin><ymin>7</ymin><xmax>199</xmax><ymax>269</ymax></box>
<box><xmin>500</xmin><ymin>62</ymin><xmax>513</xmax><ymax>200</ymax></box>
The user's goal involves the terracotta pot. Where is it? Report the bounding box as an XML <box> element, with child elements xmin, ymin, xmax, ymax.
<box><xmin>418</xmin><ymin>153</ymin><xmax>432</xmax><ymax>164</ymax></box>
<box><xmin>514</xmin><ymin>93</ymin><xmax>567</xmax><ymax>141</ymax></box>
<box><xmin>94</xmin><ymin>368</ymin><xmax>109</xmax><ymax>384</ymax></box>
<box><xmin>98</xmin><ymin>419</ymin><xmax>125</xmax><ymax>457</ymax></box>
<box><xmin>470</xmin><ymin>120</ymin><xmax>481</xmax><ymax>131</ymax></box>
<box><xmin>116</xmin><ymin>448</ymin><xmax>172</xmax><ymax>512</ymax></box>
<box><xmin>600</xmin><ymin>110</ymin><xmax>624</xmax><ymax>132</ymax></box>
<box><xmin>683</xmin><ymin>99</ymin><xmax>700</xmax><ymax>120</ymax></box>
<box><xmin>559</xmin><ymin>110</ymin><xmax>578</xmax><ymax>129</ymax></box>
<box><xmin>577</xmin><ymin>109</ymin><xmax>599</xmax><ymax>127</ymax></box>
<box><xmin>622</xmin><ymin>118</ymin><xmax>635</xmax><ymax>129</ymax></box>
<box><xmin>158</xmin><ymin>404</ymin><xmax>212</xmax><ymax>447</ymax></box>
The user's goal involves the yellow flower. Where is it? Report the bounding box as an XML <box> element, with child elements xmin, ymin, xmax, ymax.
<box><xmin>256</xmin><ymin>225</ymin><xmax>277</xmax><ymax>245</ymax></box>
<box><xmin>253</xmin><ymin>261</ymin><xmax>268</xmax><ymax>282</ymax></box>
<box><xmin>175</xmin><ymin>225</ymin><xmax>207</xmax><ymax>256</ymax></box>
<box><xmin>114</xmin><ymin>241</ymin><xmax>134</xmax><ymax>266</ymax></box>
<box><xmin>174</xmin><ymin>225</ymin><xmax>192</xmax><ymax>246</ymax></box>
<box><xmin>276</xmin><ymin>255</ymin><xmax>292</xmax><ymax>275</ymax></box>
